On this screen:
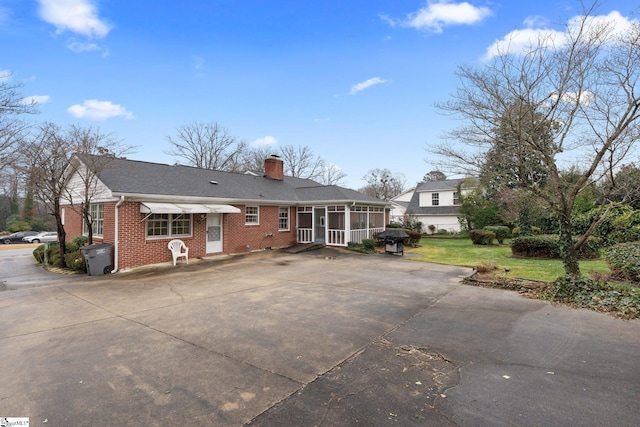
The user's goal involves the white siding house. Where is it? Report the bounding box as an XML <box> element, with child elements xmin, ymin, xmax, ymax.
<box><xmin>405</xmin><ymin>178</ymin><xmax>476</xmax><ymax>233</ymax></box>
<box><xmin>389</xmin><ymin>188</ymin><xmax>415</xmax><ymax>224</ymax></box>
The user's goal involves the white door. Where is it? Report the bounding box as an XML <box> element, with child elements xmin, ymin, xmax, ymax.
<box><xmin>206</xmin><ymin>213</ymin><xmax>222</xmax><ymax>253</ymax></box>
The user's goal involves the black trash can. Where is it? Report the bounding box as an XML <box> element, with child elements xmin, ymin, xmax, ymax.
<box><xmin>81</xmin><ymin>243</ymin><xmax>114</xmax><ymax>276</ymax></box>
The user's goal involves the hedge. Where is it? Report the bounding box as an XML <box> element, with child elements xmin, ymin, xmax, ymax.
<box><xmin>469</xmin><ymin>229</ymin><xmax>495</xmax><ymax>245</ymax></box>
<box><xmin>604</xmin><ymin>242</ymin><xmax>640</xmax><ymax>283</ymax></box>
<box><xmin>511</xmin><ymin>235</ymin><xmax>601</xmax><ymax>259</ymax></box>
<box><xmin>483</xmin><ymin>226</ymin><xmax>510</xmax><ymax>244</ymax></box>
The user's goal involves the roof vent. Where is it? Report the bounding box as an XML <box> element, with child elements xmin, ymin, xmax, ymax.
<box><xmin>210</xmin><ymin>180</ymin><xmax>218</xmax><ymax>185</ymax></box>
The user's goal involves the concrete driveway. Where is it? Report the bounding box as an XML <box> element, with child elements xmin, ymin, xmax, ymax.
<box><xmin>1</xmin><ymin>248</ymin><xmax>639</xmax><ymax>426</ymax></box>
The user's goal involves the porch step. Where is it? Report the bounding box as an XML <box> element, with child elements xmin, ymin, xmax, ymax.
<box><xmin>282</xmin><ymin>243</ymin><xmax>326</xmax><ymax>254</ymax></box>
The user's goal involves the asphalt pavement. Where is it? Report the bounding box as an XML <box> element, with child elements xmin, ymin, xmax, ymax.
<box><xmin>1</xmin><ymin>247</ymin><xmax>638</xmax><ymax>426</ymax></box>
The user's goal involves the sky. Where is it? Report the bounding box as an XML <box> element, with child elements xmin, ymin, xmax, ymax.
<box><xmin>1</xmin><ymin>0</ymin><xmax>638</xmax><ymax>190</ymax></box>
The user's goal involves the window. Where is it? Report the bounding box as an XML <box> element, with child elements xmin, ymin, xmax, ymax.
<box><xmin>245</xmin><ymin>206</ymin><xmax>259</xmax><ymax>224</ymax></box>
<box><xmin>171</xmin><ymin>214</ymin><xmax>191</xmax><ymax>236</ymax></box>
<box><xmin>453</xmin><ymin>191</ymin><xmax>460</xmax><ymax>205</ymax></box>
<box><xmin>432</xmin><ymin>193</ymin><xmax>439</xmax><ymax>206</ymax></box>
<box><xmin>278</xmin><ymin>207</ymin><xmax>289</xmax><ymax>231</ymax></box>
<box><xmin>146</xmin><ymin>214</ymin><xmax>192</xmax><ymax>238</ymax></box>
<box><xmin>84</xmin><ymin>203</ymin><xmax>104</xmax><ymax>236</ymax></box>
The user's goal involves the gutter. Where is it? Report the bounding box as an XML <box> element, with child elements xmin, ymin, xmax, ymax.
<box><xmin>111</xmin><ymin>195</ymin><xmax>125</xmax><ymax>273</ymax></box>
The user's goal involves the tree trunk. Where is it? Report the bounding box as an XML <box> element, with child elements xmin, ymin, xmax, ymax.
<box><xmin>558</xmin><ymin>214</ymin><xmax>580</xmax><ymax>276</ymax></box>
<box><xmin>54</xmin><ymin>200</ymin><xmax>66</xmax><ymax>269</ymax></box>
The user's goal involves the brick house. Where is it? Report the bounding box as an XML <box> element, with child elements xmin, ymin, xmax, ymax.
<box><xmin>62</xmin><ymin>154</ymin><xmax>389</xmax><ymax>271</ymax></box>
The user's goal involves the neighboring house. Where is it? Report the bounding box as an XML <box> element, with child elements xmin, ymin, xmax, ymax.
<box><xmin>62</xmin><ymin>154</ymin><xmax>389</xmax><ymax>271</ymax></box>
<box><xmin>389</xmin><ymin>188</ymin><xmax>415</xmax><ymax>224</ymax></box>
<box><xmin>404</xmin><ymin>178</ymin><xmax>476</xmax><ymax>233</ymax></box>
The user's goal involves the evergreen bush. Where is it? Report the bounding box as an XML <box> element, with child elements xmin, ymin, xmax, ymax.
<box><xmin>511</xmin><ymin>235</ymin><xmax>601</xmax><ymax>259</ymax></box>
<box><xmin>469</xmin><ymin>229</ymin><xmax>495</xmax><ymax>245</ymax></box>
<box><xmin>483</xmin><ymin>225</ymin><xmax>511</xmax><ymax>244</ymax></box>
<box><xmin>604</xmin><ymin>242</ymin><xmax>640</xmax><ymax>283</ymax></box>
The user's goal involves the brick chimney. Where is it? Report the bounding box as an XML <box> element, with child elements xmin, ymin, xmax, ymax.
<box><xmin>264</xmin><ymin>155</ymin><xmax>284</xmax><ymax>181</ymax></box>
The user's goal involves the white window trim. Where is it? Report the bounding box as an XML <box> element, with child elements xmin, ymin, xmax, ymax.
<box><xmin>278</xmin><ymin>206</ymin><xmax>290</xmax><ymax>231</ymax></box>
<box><xmin>84</xmin><ymin>203</ymin><xmax>104</xmax><ymax>237</ymax></box>
<box><xmin>145</xmin><ymin>213</ymin><xmax>193</xmax><ymax>240</ymax></box>
<box><xmin>245</xmin><ymin>206</ymin><xmax>260</xmax><ymax>225</ymax></box>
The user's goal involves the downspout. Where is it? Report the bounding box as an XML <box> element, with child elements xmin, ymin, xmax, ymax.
<box><xmin>111</xmin><ymin>196</ymin><xmax>125</xmax><ymax>273</ymax></box>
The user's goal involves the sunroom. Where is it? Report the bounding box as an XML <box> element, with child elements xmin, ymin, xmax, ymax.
<box><xmin>296</xmin><ymin>205</ymin><xmax>385</xmax><ymax>246</ymax></box>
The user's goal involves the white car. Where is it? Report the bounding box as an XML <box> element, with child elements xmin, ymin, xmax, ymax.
<box><xmin>23</xmin><ymin>232</ymin><xmax>58</xmax><ymax>243</ymax></box>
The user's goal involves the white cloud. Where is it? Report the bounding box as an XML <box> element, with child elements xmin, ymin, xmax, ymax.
<box><xmin>484</xmin><ymin>27</ymin><xmax>565</xmax><ymax>60</ymax></box>
<box><xmin>484</xmin><ymin>10</ymin><xmax>637</xmax><ymax>60</ymax></box>
<box><xmin>252</xmin><ymin>136</ymin><xmax>277</xmax><ymax>146</ymax></box>
<box><xmin>67</xmin><ymin>99</ymin><xmax>134</xmax><ymax>120</ymax></box>
<box><xmin>22</xmin><ymin>95</ymin><xmax>51</xmax><ymax>105</ymax></box>
<box><xmin>66</xmin><ymin>38</ymin><xmax>101</xmax><ymax>52</ymax></box>
<box><xmin>37</xmin><ymin>0</ymin><xmax>111</xmax><ymax>38</ymax></box>
<box><xmin>551</xmin><ymin>90</ymin><xmax>594</xmax><ymax>106</ymax></box>
<box><xmin>0</xmin><ymin>6</ymin><xmax>11</xmax><ymax>26</ymax></box>
<box><xmin>0</xmin><ymin>69</ymin><xmax>11</xmax><ymax>82</ymax></box>
<box><xmin>385</xmin><ymin>1</ymin><xmax>492</xmax><ymax>33</ymax></box>
<box><xmin>350</xmin><ymin>77</ymin><xmax>388</xmax><ymax>95</ymax></box>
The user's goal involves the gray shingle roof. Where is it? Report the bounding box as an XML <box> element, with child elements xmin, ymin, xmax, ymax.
<box><xmin>79</xmin><ymin>154</ymin><xmax>386</xmax><ymax>205</ymax></box>
<box><xmin>405</xmin><ymin>178</ymin><xmax>477</xmax><ymax>216</ymax></box>
<box><xmin>415</xmin><ymin>178</ymin><xmax>476</xmax><ymax>192</ymax></box>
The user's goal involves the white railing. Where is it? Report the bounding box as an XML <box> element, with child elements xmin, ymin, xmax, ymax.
<box><xmin>297</xmin><ymin>228</ymin><xmax>313</xmax><ymax>243</ymax></box>
<box><xmin>328</xmin><ymin>229</ymin><xmax>346</xmax><ymax>246</ymax></box>
<box><xmin>350</xmin><ymin>227</ymin><xmax>384</xmax><ymax>244</ymax></box>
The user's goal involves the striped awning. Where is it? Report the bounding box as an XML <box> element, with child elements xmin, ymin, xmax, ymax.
<box><xmin>140</xmin><ymin>202</ymin><xmax>240</xmax><ymax>214</ymax></box>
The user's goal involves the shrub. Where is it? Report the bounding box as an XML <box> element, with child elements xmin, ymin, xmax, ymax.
<box><xmin>543</xmin><ymin>276</ymin><xmax>640</xmax><ymax>319</ymax></box>
<box><xmin>406</xmin><ymin>230</ymin><xmax>422</xmax><ymax>247</ymax></box>
<box><xmin>65</xmin><ymin>250</ymin><xmax>86</xmax><ymax>272</ymax></box>
<box><xmin>33</xmin><ymin>242</ymin><xmax>85</xmax><ymax>272</ymax></box>
<box><xmin>512</xmin><ymin>235</ymin><xmax>559</xmax><ymax>258</ymax></box>
<box><xmin>73</xmin><ymin>235</ymin><xmax>88</xmax><ymax>247</ymax></box>
<box><xmin>511</xmin><ymin>235</ymin><xmax>601</xmax><ymax>259</ymax></box>
<box><xmin>475</xmin><ymin>261</ymin><xmax>498</xmax><ymax>273</ymax></box>
<box><xmin>484</xmin><ymin>225</ymin><xmax>511</xmax><ymax>244</ymax></box>
<box><xmin>361</xmin><ymin>239</ymin><xmax>376</xmax><ymax>253</ymax></box>
<box><xmin>469</xmin><ymin>229</ymin><xmax>495</xmax><ymax>245</ymax></box>
<box><xmin>604</xmin><ymin>242</ymin><xmax>640</xmax><ymax>283</ymax></box>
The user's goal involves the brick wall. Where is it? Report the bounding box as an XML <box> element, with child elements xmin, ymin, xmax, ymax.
<box><xmin>91</xmin><ymin>202</ymin><xmax>298</xmax><ymax>270</ymax></box>
<box><xmin>62</xmin><ymin>205</ymin><xmax>83</xmax><ymax>239</ymax></box>
<box><xmin>224</xmin><ymin>205</ymin><xmax>297</xmax><ymax>254</ymax></box>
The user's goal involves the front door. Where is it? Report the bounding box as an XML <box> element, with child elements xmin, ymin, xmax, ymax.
<box><xmin>206</xmin><ymin>213</ymin><xmax>222</xmax><ymax>253</ymax></box>
<box><xmin>314</xmin><ymin>207</ymin><xmax>325</xmax><ymax>243</ymax></box>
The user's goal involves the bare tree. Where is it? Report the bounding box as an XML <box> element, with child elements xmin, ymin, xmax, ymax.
<box><xmin>0</xmin><ymin>71</ymin><xmax>37</xmax><ymax>116</ymax></box>
<box><xmin>165</xmin><ymin>121</ymin><xmax>247</xmax><ymax>171</ymax></box>
<box><xmin>22</xmin><ymin>123</ymin><xmax>73</xmax><ymax>268</ymax></box>
<box><xmin>318</xmin><ymin>162</ymin><xmax>347</xmax><ymax>186</ymax></box>
<box><xmin>279</xmin><ymin>145</ymin><xmax>325</xmax><ymax>180</ymax></box>
<box><xmin>423</xmin><ymin>170</ymin><xmax>447</xmax><ymax>182</ymax></box>
<box><xmin>0</xmin><ymin>71</ymin><xmax>38</xmax><ymax>170</ymax></box>
<box><xmin>240</xmin><ymin>145</ymin><xmax>274</xmax><ymax>173</ymax></box>
<box><xmin>432</xmin><ymin>1</ymin><xmax>640</xmax><ymax>275</ymax></box>
<box><xmin>359</xmin><ymin>168</ymin><xmax>407</xmax><ymax>201</ymax></box>
<box><xmin>64</xmin><ymin>126</ymin><xmax>134</xmax><ymax>244</ymax></box>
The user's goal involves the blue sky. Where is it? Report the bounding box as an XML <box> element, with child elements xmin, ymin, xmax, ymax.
<box><xmin>1</xmin><ymin>0</ymin><xmax>637</xmax><ymax>189</ymax></box>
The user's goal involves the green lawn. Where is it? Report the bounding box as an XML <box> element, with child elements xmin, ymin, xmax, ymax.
<box><xmin>405</xmin><ymin>237</ymin><xmax>610</xmax><ymax>282</ymax></box>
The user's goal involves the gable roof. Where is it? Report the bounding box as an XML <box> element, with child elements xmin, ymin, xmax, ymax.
<box><xmin>74</xmin><ymin>154</ymin><xmax>387</xmax><ymax>205</ymax></box>
<box><xmin>416</xmin><ymin>178</ymin><xmax>476</xmax><ymax>192</ymax></box>
<box><xmin>405</xmin><ymin>178</ymin><xmax>477</xmax><ymax>216</ymax></box>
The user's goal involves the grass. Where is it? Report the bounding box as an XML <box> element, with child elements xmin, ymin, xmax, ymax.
<box><xmin>405</xmin><ymin>237</ymin><xmax>610</xmax><ymax>282</ymax></box>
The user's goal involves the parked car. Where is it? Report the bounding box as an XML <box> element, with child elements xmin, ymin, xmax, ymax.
<box><xmin>23</xmin><ymin>232</ymin><xmax>58</xmax><ymax>243</ymax></box>
<box><xmin>0</xmin><ymin>231</ymin><xmax>39</xmax><ymax>244</ymax></box>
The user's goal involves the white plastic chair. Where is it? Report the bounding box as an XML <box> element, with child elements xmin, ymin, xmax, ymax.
<box><xmin>168</xmin><ymin>239</ymin><xmax>189</xmax><ymax>266</ymax></box>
